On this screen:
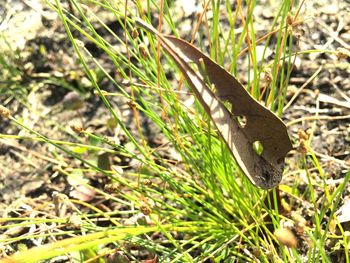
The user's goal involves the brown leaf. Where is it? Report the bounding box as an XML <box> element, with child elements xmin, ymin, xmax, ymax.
<box><xmin>69</xmin><ymin>185</ymin><xmax>96</xmax><ymax>202</ymax></box>
<box><xmin>136</xmin><ymin>19</ymin><xmax>292</xmax><ymax>189</ymax></box>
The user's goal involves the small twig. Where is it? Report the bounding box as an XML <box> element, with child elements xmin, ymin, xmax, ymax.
<box><xmin>286</xmin><ymin>114</ymin><xmax>350</xmax><ymax>127</ymax></box>
<box><xmin>330</xmin><ymin>82</ymin><xmax>350</xmax><ymax>103</ymax></box>
<box><xmin>0</xmin><ymin>138</ymin><xmax>67</xmax><ymax>166</ymax></box>
<box><xmin>284</xmin><ymin>66</ymin><xmax>322</xmax><ymax>111</ymax></box>
<box><xmin>318</xmin><ymin>93</ymin><xmax>350</xmax><ymax>109</ymax></box>
<box><xmin>313</xmin><ymin>150</ymin><xmax>350</xmax><ymax>169</ymax></box>
<box><xmin>318</xmin><ymin>19</ymin><xmax>350</xmax><ymax>49</ymax></box>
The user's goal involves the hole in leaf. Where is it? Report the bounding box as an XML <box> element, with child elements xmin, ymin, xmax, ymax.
<box><xmin>253</xmin><ymin>140</ymin><xmax>264</xmax><ymax>155</ymax></box>
<box><xmin>225</xmin><ymin>102</ymin><xmax>232</xmax><ymax>112</ymax></box>
<box><xmin>191</xmin><ymin>62</ymin><xmax>200</xmax><ymax>72</ymax></box>
<box><xmin>237</xmin><ymin>115</ymin><xmax>247</xmax><ymax>128</ymax></box>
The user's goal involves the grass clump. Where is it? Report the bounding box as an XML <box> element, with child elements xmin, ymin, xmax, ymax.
<box><xmin>1</xmin><ymin>0</ymin><xmax>349</xmax><ymax>262</ymax></box>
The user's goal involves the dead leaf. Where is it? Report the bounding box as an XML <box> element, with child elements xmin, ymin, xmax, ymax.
<box><xmin>335</xmin><ymin>196</ymin><xmax>350</xmax><ymax>231</ymax></box>
<box><xmin>136</xmin><ymin>19</ymin><xmax>292</xmax><ymax>189</ymax></box>
<box><xmin>70</xmin><ymin>185</ymin><xmax>96</xmax><ymax>202</ymax></box>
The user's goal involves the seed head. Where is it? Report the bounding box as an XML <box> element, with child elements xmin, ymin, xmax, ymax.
<box><xmin>0</xmin><ymin>105</ymin><xmax>10</xmax><ymax>118</ymax></box>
